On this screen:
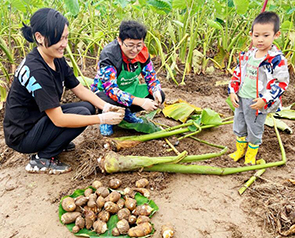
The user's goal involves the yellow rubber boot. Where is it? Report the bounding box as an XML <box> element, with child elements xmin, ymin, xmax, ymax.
<box><xmin>244</xmin><ymin>143</ymin><xmax>259</xmax><ymax>165</ymax></box>
<box><xmin>229</xmin><ymin>136</ymin><xmax>248</xmax><ymax>162</ymax></box>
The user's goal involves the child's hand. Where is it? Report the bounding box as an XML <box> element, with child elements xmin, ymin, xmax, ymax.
<box><xmin>229</xmin><ymin>93</ymin><xmax>239</xmax><ymax>108</ymax></box>
<box><xmin>250</xmin><ymin>98</ymin><xmax>266</xmax><ymax>110</ymax></box>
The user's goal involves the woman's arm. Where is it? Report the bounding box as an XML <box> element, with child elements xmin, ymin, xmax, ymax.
<box><xmin>71</xmin><ymin>83</ymin><xmax>106</xmax><ymax>110</ymax></box>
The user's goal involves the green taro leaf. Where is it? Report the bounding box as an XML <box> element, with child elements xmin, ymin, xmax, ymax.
<box><xmin>201</xmin><ymin>108</ymin><xmax>222</xmax><ymax>125</ymax></box>
<box><xmin>265</xmin><ymin>114</ymin><xmax>292</xmax><ymax>134</ymax></box>
<box><xmin>64</xmin><ymin>0</ymin><xmax>80</xmax><ymax>16</ymax></box>
<box><xmin>226</xmin><ymin>96</ymin><xmax>235</xmax><ymax>112</ymax></box>
<box><xmin>207</xmin><ymin>19</ymin><xmax>223</xmax><ymax>31</ymax></box>
<box><xmin>233</xmin><ymin>0</ymin><xmax>249</xmax><ymax>15</ymax></box>
<box><xmin>147</xmin><ymin>0</ymin><xmax>172</xmax><ymax>14</ymax></box>
<box><xmin>118</xmin><ymin>118</ymin><xmax>161</xmax><ymax>133</ymax></box>
<box><xmin>275</xmin><ymin>110</ymin><xmax>295</xmax><ymax>120</ymax></box>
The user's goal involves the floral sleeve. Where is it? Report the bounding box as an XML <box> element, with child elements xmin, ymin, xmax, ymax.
<box><xmin>141</xmin><ymin>61</ymin><xmax>161</xmax><ymax>95</ymax></box>
<box><xmin>92</xmin><ymin>65</ymin><xmax>134</xmax><ymax>107</ymax></box>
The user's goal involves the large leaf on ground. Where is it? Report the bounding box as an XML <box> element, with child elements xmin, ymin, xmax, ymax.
<box><xmin>265</xmin><ymin>114</ymin><xmax>292</xmax><ymax>134</ymax></box>
<box><xmin>163</xmin><ymin>100</ymin><xmax>202</xmax><ymax>122</ymax></box>
<box><xmin>118</xmin><ymin>118</ymin><xmax>161</xmax><ymax>133</ymax></box>
<box><xmin>59</xmin><ymin>188</ymin><xmax>158</xmax><ymax>237</ymax></box>
<box><xmin>201</xmin><ymin>108</ymin><xmax>223</xmax><ymax>125</ymax></box>
<box><xmin>274</xmin><ymin>109</ymin><xmax>295</xmax><ymax>120</ymax></box>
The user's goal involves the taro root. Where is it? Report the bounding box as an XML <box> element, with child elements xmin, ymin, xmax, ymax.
<box><xmin>98</xmin><ymin>210</ymin><xmax>110</xmax><ymax>223</ymax></box>
<box><xmin>92</xmin><ymin>180</ymin><xmax>103</xmax><ymax>189</ymax></box>
<box><xmin>62</xmin><ymin>197</ymin><xmax>76</xmax><ymax>212</ymax></box>
<box><xmin>109</xmin><ymin>178</ymin><xmax>122</xmax><ymax>189</ymax></box>
<box><xmin>75</xmin><ymin>216</ymin><xmax>85</xmax><ymax>229</ymax></box>
<box><xmin>106</xmin><ymin>191</ymin><xmax>121</xmax><ymax>203</ymax></box>
<box><xmin>93</xmin><ymin>220</ymin><xmax>108</xmax><ymax>234</ymax></box>
<box><xmin>112</xmin><ymin>227</ymin><xmax>120</xmax><ymax>236</ymax></box>
<box><xmin>87</xmin><ymin>193</ymin><xmax>98</xmax><ymax>208</ymax></box>
<box><xmin>117</xmin><ymin>208</ymin><xmax>131</xmax><ymax>220</ymax></box>
<box><xmin>84</xmin><ymin>188</ymin><xmax>93</xmax><ymax>197</ymax></box>
<box><xmin>136</xmin><ymin>215</ymin><xmax>150</xmax><ymax>224</ymax></box>
<box><xmin>128</xmin><ymin>222</ymin><xmax>153</xmax><ymax>237</ymax></box>
<box><xmin>133</xmin><ymin>188</ymin><xmax>150</xmax><ymax>198</ymax></box>
<box><xmin>125</xmin><ymin>197</ymin><xmax>137</xmax><ymax>211</ymax></box>
<box><xmin>75</xmin><ymin>196</ymin><xmax>88</xmax><ymax>206</ymax></box>
<box><xmin>161</xmin><ymin>223</ymin><xmax>174</xmax><ymax>238</ymax></box>
<box><xmin>72</xmin><ymin>225</ymin><xmax>80</xmax><ymax>234</ymax></box>
<box><xmin>132</xmin><ymin>205</ymin><xmax>153</xmax><ymax>216</ymax></box>
<box><xmin>117</xmin><ymin>198</ymin><xmax>125</xmax><ymax>209</ymax></box>
<box><xmin>96</xmin><ymin>186</ymin><xmax>110</xmax><ymax>198</ymax></box>
<box><xmin>104</xmin><ymin>201</ymin><xmax>120</xmax><ymax>214</ymax></box>
<box><xmin>61</xmin><ymin>212</ymin><xmax>81</xmax><ymax>224</ymax></box>
<box><xmin>124</xmin><ymin>187</ymin><xmax>136</xmax><ymax>198</ymax></box>
<box><xmin>96</xmin><ymin>196</ymin><xmax>105</xmax><ymax>208</ymax></box>
<box><xmin>135</xmin><ymin>178</ymin><xmax>149</xmax><ymax>188</ymax></box>
<box><xmin>128</xmin><ymin>215</ymin><xmax>137</xmax><ymax>225</ymax></box>
<box><xmin>116</xmin><ymin>219</ymin><xmax>129</xmax><ymax>235</ymax></box>
<box><xmin>84</xmin><ymin>209</ymin><xmax>96</xmax><ymax>229</ymax></box>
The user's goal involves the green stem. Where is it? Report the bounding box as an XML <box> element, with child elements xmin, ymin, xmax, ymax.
<box><xmin>145</xmin><ymin>115</ymin><xmax>286</xmax><ymax>174</ymax></box>
<box><xmin>238</xmin><ymin>159</ymin><xmax>266</xmax><ymax>195</ymax></box>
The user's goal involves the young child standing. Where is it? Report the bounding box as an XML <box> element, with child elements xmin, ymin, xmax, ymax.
<box><xmin>228</xmin><ymin>11</ymin><xmax>289</xmax><ymax>165</ymax></box>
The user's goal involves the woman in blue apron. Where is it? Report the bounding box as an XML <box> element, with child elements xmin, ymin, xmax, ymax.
<box><xmin>92</xmin><ymin>20</ymin><xmax>165</xmax><ymax>136</ymax></box>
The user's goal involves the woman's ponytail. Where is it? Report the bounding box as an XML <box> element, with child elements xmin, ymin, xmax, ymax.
<box><xmin>21</xmin><ymin>23</ymin><xmax>34</xmax><ymax>43</ymax></box>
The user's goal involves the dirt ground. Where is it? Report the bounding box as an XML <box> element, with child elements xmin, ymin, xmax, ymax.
<box><xmin>0</xmin><ymin>63</ymin><xmax>295</xmax><ymax>238</ymax></box>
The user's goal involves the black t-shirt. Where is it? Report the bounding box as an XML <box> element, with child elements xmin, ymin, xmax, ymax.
<box><xmin>3</xmin><ymin>47</ymin><xmax>79</xmax><ymax>146</ymax></box>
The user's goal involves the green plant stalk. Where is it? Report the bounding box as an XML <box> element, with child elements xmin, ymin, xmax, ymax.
<box><xmin>66</xmin><ymin>44</ymin><xmax>89</xmax><ymax>89</ymax></box>
<box><xmin>109</xmin><ymin>121</ymin><xmax>233</xmax><ymax>151</ymax></box>
<box><xmin>113</xmin><ymin>121</ymin><xmax>233</xmax><ymax>142</ymax></box>
<box><xmin>0</xmin><ymin>36</ymin><xmax>14</xmax><ymax>64</ymax></box>
<box><xmin>148</xmin><ymin>31</ymin><xmax>178</xmax><ymax>85</ymax></box>
<box><xmin>238</xmin><ymin>159</ymin><xmax>266</xmax><ymax>195</ymax></box>
<box><xmin>144</xmin><ymin>115</ymin><xmax>286</xmax><ymax>174</ymax></box>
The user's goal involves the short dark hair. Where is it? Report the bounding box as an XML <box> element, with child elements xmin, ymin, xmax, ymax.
<box><xmin>21</xmin><ymin>8</ymin><xmax>69</xmax><ymax>47</ymax></box>
<box><xmin>251</xmin><ymin>11</ymin><xmax>280</xmax><ymax>33</ymax></box>
<box><xmin>119</xmin><ymin>20</ymin><xmax>147</xmax><ymax>41</ymax></box>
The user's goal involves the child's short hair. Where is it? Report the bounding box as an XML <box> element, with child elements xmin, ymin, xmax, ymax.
<box><xmin>119</xmin><ymin>20</ymin><xmax>147</xmax><ymax>41</ymax></box>
<box><xmin>251</xmin><ymin>11</ymin><xmax>280</xmax><ymax>33</ymax></box>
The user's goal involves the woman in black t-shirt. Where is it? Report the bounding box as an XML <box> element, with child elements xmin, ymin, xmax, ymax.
<box><xmin>3</xmin><ymin>8</ymin><xmax>124</xmax><ymax>174</ymax></box>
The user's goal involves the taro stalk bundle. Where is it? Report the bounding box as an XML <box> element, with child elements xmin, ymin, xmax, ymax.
<box><xmin>97</xmin><ymin>151</ymin><xmax>188</xmax><ymax>173</ymax></box>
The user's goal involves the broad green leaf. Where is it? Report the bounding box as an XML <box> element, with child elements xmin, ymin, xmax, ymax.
<box><xmin>233</xmin><ymin>0</ymin><xmax>249</xmax><ymax>15</ymax></box>
<box><xmin>281</xmin><ymin>21</ymin><xmax>293</xmax><ymax>32</ymax></box>
<box><xmin>147</xmin><ymin>0</ymin><xmax>172</xmax><ymax>14</ymax></box>
<box><xmin>275</xmin><ymin>110</ymin><xmax>295</xmax><ymax>120</ymax></box>
<box><xmin>201</xmin><ymin>108</ymin><xmax>222</xmax><ymax>125</ymax></box>
<box><xmin>213</xmin><ymin>46</ymin><xmax>227</xmax><ymax>69</ymax></box>
<box><xmin>59</xmin><ymin>190</ymin><xmax>158</xmax><ymax>237</ymax></box>
<box><xmin>77</xmin><ymin>76</ymin><xmax>93</xmax><ymax>87</ymax></box>
<box><xmin>172</xmin><ymin>0</ymin><xmax>186</xmax><ymax>9</ymax></box>
<box><xmin>64</xmin><ymin>0</ymin><xmax>80</xmax><ymax>16</ymax></box>
<box><xmin>118</xmin><ymin>118</ymin><xmax>161</xmax><ymax>133</ymax></box>
<box><xmin>265</xmin><ymin>114</ymin><xmax>292</xmax><ymax>134</ymax></box>
<box><xmin>163</xmin><ymin>101</ymin><xmax>201</xmax><ymax>123</ymax></box>
<box><xmin>228</xmin><ymin>0</ymin><xmax>234</xmax><ymax>7</ymax></box>
<box><xmin>226</xmin><ymin>96</ymin><xmax>235</xmax><ymax>112</ymax></box>
<box><xmin>207</xmin><ymin>19</ymin><xmax>223</xmax><ymax>31</ymax></box>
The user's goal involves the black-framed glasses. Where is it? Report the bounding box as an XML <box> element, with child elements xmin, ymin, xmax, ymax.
<box><xmin>122</xmin><ymin>41</ymin><xmax>144</xmax><ymax>51</ymax></box>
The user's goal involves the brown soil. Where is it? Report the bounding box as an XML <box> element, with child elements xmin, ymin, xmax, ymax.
<box><xmin>0</xmin><ymin>61</ymin><xmax>295</xmax><ymax>238</ymax></box>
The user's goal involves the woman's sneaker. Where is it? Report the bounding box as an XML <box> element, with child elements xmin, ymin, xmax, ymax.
<box><xmin>25</xmin><ymin>154</ymin><xmax>72</xmax><ymax>174</ymax></box>
<box><xmin>124</xmin><ymin>108</ymin><xmax>143</xmax><ymax>123</ymax></box>
<box><xmin>100</xmin><ymin>124</ymin><xmax>114</xmax><ymax>136</ymax></box>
